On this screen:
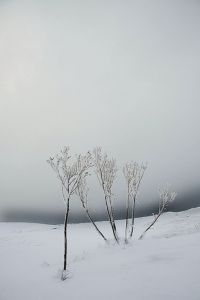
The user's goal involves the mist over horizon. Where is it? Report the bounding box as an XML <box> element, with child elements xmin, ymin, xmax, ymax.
<box><xmin>0</xmin><ymin>0</ymin><xmax>200</xmax><ymax>221</ymax></box>
<box><xmin>2</xmin><ymin>187</ymin><xmax>200</xmax><ymax>224</ymax></box>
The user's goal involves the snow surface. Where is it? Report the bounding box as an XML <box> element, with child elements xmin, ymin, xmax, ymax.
<box><xmin>0</xmin><ymin>208</ymin><xmax>200</xmax><ymax>300</ymax></box>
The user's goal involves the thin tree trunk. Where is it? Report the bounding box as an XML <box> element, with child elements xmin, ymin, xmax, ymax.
<box><xmin>139</xmin><ymin>211</ymin><xmax>161</xmax><ymax>240</ymax></box>
<box><xmin>85</xmin><ymin>209</ymin><xmax>108</xmax><ymax>242</ymax></box>
<box><xmin>62</xmin><ymin>198</ymin><xmax>70</xmax><ymax>280</ymax></box>
<box><xmin>130</xmin><ymin>195</ymin><xmax>136</xmax><ymax>238</ymax></box>
<box><xmin>105</xmin><ymin>195</ymin><xmax>119</xmax><ymax>243</ymax></box>
<box><xmin>130</xmin><ymin>170</ymin><xmax>146</xmax><ymax>238</ymax></box>
<box><xmin>108</xmin><ymin>196</ymin><xmax>119</xmax><ymax>242</ymax></box>
<box><xmin>125</xmin><ymin>194</ymin><xmax>130</xmax><ymax>243</ymax></box>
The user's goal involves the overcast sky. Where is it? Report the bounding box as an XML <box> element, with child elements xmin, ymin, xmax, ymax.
<box><xmin>0</xmin><ymin>0</ymin><xmax>200</xmax><ymax>219</ymax></box>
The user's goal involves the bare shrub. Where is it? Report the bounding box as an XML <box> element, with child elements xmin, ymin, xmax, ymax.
<box><xmin>47</xmin><ymin>147</ymin><xmax>92</xmax><ymax>280</ymax></box>
<box><xmin>93</xmin><ymin>147</ymin><xmax>119</xmax><ymax>243</ymax></box>
<box><xmin>123</xmin><ymin>162</ymin><xmax>147</xmax><ymax>242</ymax></box>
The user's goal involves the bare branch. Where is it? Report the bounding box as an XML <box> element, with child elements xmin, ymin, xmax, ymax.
<box><xmin>76</xmin><ymin>176</ymin><xmax>108</xmax><ymax>242</ymax></box>
<box><xmin>139</xmin><ymin>184</ymin><xmax>177</xmax><ymax>240</ymax></box>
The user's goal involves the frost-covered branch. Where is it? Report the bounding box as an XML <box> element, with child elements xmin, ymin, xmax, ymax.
<box><xmin>139</xmin><ymin>184</ymin><xmax>177</xmax><ymax>240</ymax></box>
<box><xmin>123</xmin><ymin>162</ymin><xmax>147</xmax><ymax>242</ymax></box>
<box><xmin>76</xmin><ymin>176</ymin><xmax>107</xmax><ymax>242</ymax></box>
<box><xmin>93</xmin><ymin>147</ymin><xmax>119</xmax><ymax>243</ymax></box>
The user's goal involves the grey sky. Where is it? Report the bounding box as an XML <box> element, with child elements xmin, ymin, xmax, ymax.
<box><xmin>0</xmin><ymin>0</ymin><xmax>200</xmax><ymax>218</ymax></box>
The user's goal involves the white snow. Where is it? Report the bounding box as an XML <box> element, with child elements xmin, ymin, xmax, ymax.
<box><xmin>0</xmin><ymin>208</ymin><xmax>200</xmax><ymax>300</ymax></box>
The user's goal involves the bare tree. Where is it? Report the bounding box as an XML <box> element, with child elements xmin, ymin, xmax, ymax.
<box><xmin>93</xmin><ymin>147</ymin><xmax>119</xmax><ymax>243</ymax></box>
<box><xmin>123</xmin><ymin>162</ymin><xmax>147</xmax><ymax>242</ymax></box>
<box><xmin>47</xmin><ymin>147</ymin><xmax>92</xmax><ymax>280</ymax></box>
<box><xmin>139</xmin><ymin>184</ymin><xmax>177</xmax><ymax>240</ymax></box>
<box><xmin>76</xmin><ymin>175</ymin><xmax>107</xmax><ymax>242</ymax></box>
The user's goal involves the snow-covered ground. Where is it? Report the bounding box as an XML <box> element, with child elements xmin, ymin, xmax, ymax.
<box><xmin>0</xmin><ymin>208</ymin><xmax>200</xmax><ymax>300</ymax></box>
